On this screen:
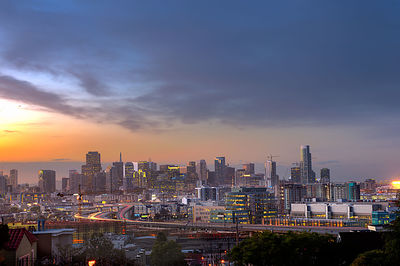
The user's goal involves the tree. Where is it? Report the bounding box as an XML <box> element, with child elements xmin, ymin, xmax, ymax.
<box><xmin>0</xmin><ymin>224</ymin><xmax>9</xmax><ymax>248</ymax></box>
<box><xmin>84</xmin><ymin>233</ymin><xmax>126</xmax><ymax>265</ymax></box>
<box><xmin>351</xmin><ymin>250</ymin><xmax>388</xmax><ymax>266</ymax></box>
<box><xmin>351</xmin><ymin>193</ymin><xmax>400</xmax><ymax>265</ymax></box>
<box><xmin>151</xmin><ymin>232</ymin><xmax>186</xmax><ymax>266</ymax></box>
<box><xmin>229</xmin><ymin>231</ymin><xmax>339</xmax><ymax>266</ymax></box>
<box><xmin>0</xmin><ymin>224</ymin><xmax>10</xmax><ymax>264</ymax></box>
<box><xmin>382</xmin><ymin>210</ymin><xmax>400</xmax><ymax>264</ymax></box>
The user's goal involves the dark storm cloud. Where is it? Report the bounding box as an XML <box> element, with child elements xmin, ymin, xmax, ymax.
<box><xmin>0</xmin><ymin>74</ymin><xmax>158</xmax><ymax>130</ymax></box>
<box><xmin>69</xmin><ymin>71</ymin><xmax>110</xmax><ymax>96</ymax></box>
<box><xmin>0</xmin><ymin>75</ymin><xmax>83</xmax><ymax>117</ymax></box>
<box><xmin>0</xmin><ymin>1</ymin><xmax>400</xmax><ymax>131</ymax></box>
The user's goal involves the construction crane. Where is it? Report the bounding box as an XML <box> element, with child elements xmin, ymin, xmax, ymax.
<box><xmin>77</xmin><ymin>184</ymin><xmax>83</xmax><ymax>219</ymax></box>
<box><xmin>57</xmin><ymin>184</ymin><xmax>84</xmax><ymax>220</ymax></box>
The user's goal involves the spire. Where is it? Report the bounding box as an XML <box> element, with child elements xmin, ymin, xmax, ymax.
<box><xmin>120</xmin><ymin>152</ymin><xmax>122</xmax><ymax>162</ymax></box>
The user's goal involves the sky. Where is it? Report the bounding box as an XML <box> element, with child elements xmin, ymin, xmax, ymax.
<box><xmin>1</xmin><ymin>0</ymin><xmax>400</xmax><ymax>183</ymax></box>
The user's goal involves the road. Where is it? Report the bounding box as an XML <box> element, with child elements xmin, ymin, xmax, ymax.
<box><xmin>75</xmin><ymin>204</ymin><xmax>368</xmax><ymax>235</ymax></box>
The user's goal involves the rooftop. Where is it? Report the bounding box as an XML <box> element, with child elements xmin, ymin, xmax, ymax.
<box><xmin>6</xmin><ymin>228</ymin><xmax>37</xmax><ymax>250</ymax></box>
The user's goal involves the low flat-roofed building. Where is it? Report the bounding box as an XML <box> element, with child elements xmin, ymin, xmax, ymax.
<box><xmin>291</xmin><ymin>202</ymin><xmax>387</xmax><ymax>221</ymax></box>
<box><xmin>33</xmin><ymin>228</ymin><xmax>74</xmax><ymax>263</ymax></box>
<box><xmin>192</xmin><ymin>205</ymin><xmax>225</xmax><ymax>223</ymax></box>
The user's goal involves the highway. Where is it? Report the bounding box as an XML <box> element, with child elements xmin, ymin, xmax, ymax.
<box><xmin>75</xmin><ymin>204</ymin><xmax>369</xmax><ymax>235</ymax></box>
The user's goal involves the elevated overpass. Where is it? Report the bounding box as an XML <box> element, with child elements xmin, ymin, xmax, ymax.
<box><xmin>77</xmin><ymin>204</ymin><xmax>369</xmax><ymax>235</ymax></box>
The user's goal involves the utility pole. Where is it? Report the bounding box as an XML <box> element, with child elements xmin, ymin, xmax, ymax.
<box><xmin>233</xmin><ymin>212</ymin><xmax>239</xmax><ymax>246</ymax></box>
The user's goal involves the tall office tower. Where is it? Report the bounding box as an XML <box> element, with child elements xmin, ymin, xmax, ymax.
<box><xmin>94</xmin><ymin>171</ymin><xmax>107</xmax><ymax>192</ymax></box>
<box><xmin>214</xmin><ymin>157</ymin><xmax>226</xmax><ymax>185</ymax></box>
<box><xmin>149</xmin><ymin>162</ymin><xmax>157</xmax><ymax>172</ymax></box>
<box><xmin>9</xmin><ymin>169</ymin><xmax>18</xmax><ymax>191</ymax></box>
<box><xmin>300</xmin><ymin>145</ymin><xmax>315</xmax><ymax>184</ymax></box>
<box><xmin>207</xmin><ymin>171</ymin><xmax>217</xmax><ymax>186</ymax></box>
<box><xmin>138</xmin><ymin>161</ymin><xmax>155</xmax><ymax>188</ymax></box>
<box><xmin>110</xmin><ymin>161</ymin><xmax>124</xmax><ymax>191</ymax></box>
<box><xmin>38</xmin><ymin>170</ymin><xmax>56</xmax><ymax>193</ymax></box>
<box><xmin>0</xmin><ymin>174</ymin><xmax>6</xmax><ymax>194</ymax></box>
<box><xmin>225</xmin><ymin>166</ymin><xmax>235</xmax><ymax>186</ymax></box>
<box><xmin>265</xmin><ymin>160</ymin><xmax>278</xmax><ymax>187</ymax></box>
<box><xmin>186</xmin><ymin>161</ymin><xmax>197</xmax><ymax>178</ymax></box>
<box><xmin>345</xmin><ymin>181</ymin><xmax>360</xmax><ymax>201</ymax></box>
<box><xmin>62</xmin><ymin>177</ymin><xmax>70</xmax><ymax>192</ymax></box>
<box><xmin>81</xmin><ymin>151</ymin><xmax>102</xmax><ymax>191</ymax></box>
<box><xmin>124</xmin><ymin>162</ymin><xmax>135</xmax><ymax>191</ymax></box>
<box><xmin>198</xmin><ymin>160</ymin><xmax>208</xmax><ymax>184</ymax></box>
<box><xmin>290</xmin><ymin>163</ymin><xmax>301</xmax><ymax>183</ymax></box>
<box><xmin>320</xmin><ymin>168</ymin><xmax>330</xmax><ymax>184</ymax></box>
<box><xmin>243</xmin><ymin>163</ymin><xmax>255</xmax><ymax>175</ymax></box>
<box><xmin>235</xmin><ymin>168</ymin><xmax>246</xmax><ymax>187</ymax></box>
<box><xmin>360</xmin><ymin>179</ymin><xmax>377</xmax><ymax>193</ymax></box>
<box><xmin>69</xmin><ymin>170</ymin><xmax>81</xmax><ymax>193</ymax></box>
<box><xmin>187</xmin><ymin>161</ymin><xmax>196</xmax><ymax>172</ymax></box>
<box><xmin>278</xmin><ymin>183</ymin><xmax>306</xmax><ymax>213</ymax></box>
<box><xmin>138</xmin><ymin>161</ymin><xmax>150</xmax><ymax>172</ymax></box>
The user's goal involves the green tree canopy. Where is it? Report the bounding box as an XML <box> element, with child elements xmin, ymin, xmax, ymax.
<box><xmin>351</xmin><ymin>249</ymin><xmax>388</xmax><ymax>266</ymax></box>
<box><xmin>151</xmin><ymin>232</ymin><xmax>186</xmax><ymax>266</ymax></box>
<box><xmin>229</xmin><ymin>231</ymin><xmax>339</xmax><ymax>266</ymax></box>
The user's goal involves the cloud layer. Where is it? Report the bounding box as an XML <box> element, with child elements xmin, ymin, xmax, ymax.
<box><xmin>0</xmin><ymin>1</ymin><xmax>400</xmax><ymax>132</ymax></box>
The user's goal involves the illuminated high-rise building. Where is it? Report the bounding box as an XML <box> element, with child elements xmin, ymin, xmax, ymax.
<box><xmin>346</xmin><ymin>181</ymin><xmax>360</xmax><ymax>201</ymax></box>
<box><xmin>138</xmin><ymin>161</ymin><xmax>150</xmax><ymax>172</ymax></box>
<box><xmin>38</xmin><ymin>170</ymin><xmax>56</xmax><ymax>193</ymax></box>
<box><xmin>320</xmin><ymin>168</ymin><xmax>330</xmax><ymax>184</ymax></box>
<box><xmin>300</xmin><ymin>145</ymin><xmax>315</xmax><ymax>184</ymax></box>
<box><xmin>198</xmin><ymin>160</ymin><xmax>207</xmax><ymax>184</ymax></box>
<box><xmin>243</xmin><ymin>163</ymin><xmax>255</xmax><ymax>175</ymax></box>
<box><xmin>124</xmin><ymin>162</ymin><xmax>135</xmax><ymax>191</ymax></box>
<box><xmin>81</xmin><ymin>151</ymin><xmax>102</xmax><ymax>191</ymax></box>
<box><xmin>110</xmin><ymin>153</ymin><xmax>124</xmax><ymax>191</ymax></box>
<box><xmin>214</xmin><ymin>157</ymin><xmax>226</xmax><ymax>185</ymax></box>
<box><xmin>94</xmin><ymin>171</ymin><xmax>107</xmax><ymax>192</ymax></box>
<box><xmin>9</xmin><ymin>169</ymin><xmax>18</xmax><ymax>191</ymax></box>
<box><xmin>62</xmin><ymin>177</ymin><xmax>70</xmax><ymax>192</ymax></box>
<box><xmin>290</xmin><ymin>163</ymin><xmax>301</xmax><ymax>184</ymax></box>
<box><xmin>265</xmin><ymin>160</ymin><xmax>278</xmax><ymax>188</ymax></box>
<box><xmin>69</xmin><ymin>170</ymin><xmax>82</xmax><ymax>193</ymax></box>
<box><xmin>0</xmin><ymin>174</ymin><xmax>6</xmax><ymax>194</ymax></box>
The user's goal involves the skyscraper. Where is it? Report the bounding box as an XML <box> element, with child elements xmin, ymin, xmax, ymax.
<box><xmin>69</xmin><ymin>169</ymin><xmax>82</xmax><ymax>193</ymax></box>
<box><xmin>62</xmin><ymin>177</ymin><xmax>70</xmax><ymax>192</ymax></box>
<box><xmin>111</xmin><ymin>161</ymin><xmax>124</xmax><ymax>191</ymax></box>
<box><xmin>300</xmin><ymin>145</ymin><xmax>315</xmax><ymax>184</ymax></box>
<box><xmin>9</xmin><ymin>169</ymin><xmax>18</xmax><ymax>191</ymax></box>
<box><xmin>187</xmin><ymin>161</ymin><xmax>196</xmax><ymax>176</ymax></box>
<box><xmin>0</xmin><ymin>174</ymin><xmax>6</xmax><ymax>194</ymax></box>
<box><xmin>320</xmin><ymin>168</ymin><xmax>330</xmax><ymax>184</ymax></box>
<box><xmin>124</xmin><ymin>162</ymin><xmax>135</xmax><ymax>191</ymax></box>
<box><xmin>265</xmin><ymin>160</ymin><xmax>278</xmax><ymax>187</ymax></box>
<box><xmin>243</xmin><ymin>163</ymin><xmax>255</xmax><ymax>175</ymax></box>
<box><xmin>94</xmin><ymin>171</ymin><xmax>107</xmax><ymax>192</ymax></box>
<box><xmin>214</xmin><ymin>157</ymin><xmax>226</xmax><ymax>185</ymax></box>
<box><xmin>38</xmin><ymin>170</ymin><xmax>56</xmax><ymax>193</ymax></box>
<box><xmin>346</xmin><ymin>181</ymin><xmax>360</xmax><ymax>201</ymax></box>
<box><xmin>290</xmin><ymin>163</ymin><xmax>301</xmax><ymax>184</ymax></box>
<box><xmin>198</xmin><ymin>160</ymin><xmax>207</xmax><ymax>184</ymax></box>
<box><xmin>81</xmin><ymin>151</ymin><xmax>102</xmax><ymax>191</ymax></box>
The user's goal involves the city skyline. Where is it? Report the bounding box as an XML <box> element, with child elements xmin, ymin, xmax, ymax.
<box><xmin>1</xmin><ymin>1</ymin><xmax>400</xmax><ymax>182</ymax></box>
<box><xmin>0</xmin><ymin>145</ymin><xmax>395</xmax><ymax>185</ymax></box>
